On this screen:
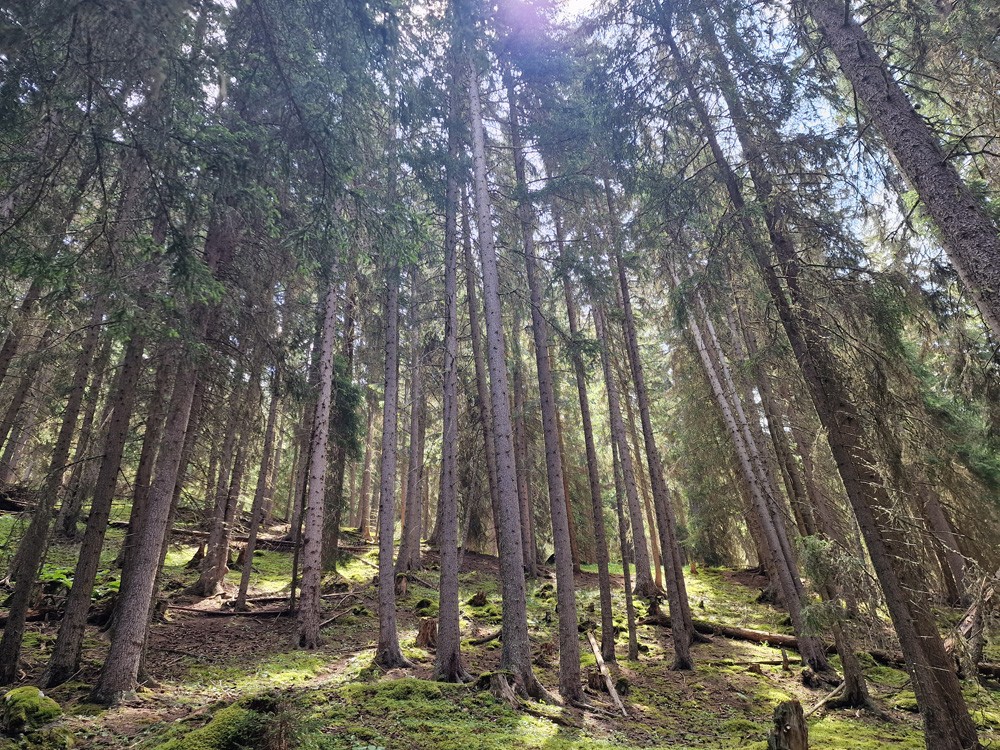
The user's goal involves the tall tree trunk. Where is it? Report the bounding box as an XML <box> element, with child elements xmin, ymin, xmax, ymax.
<box><xmin>57</xmin><ymin>333</ymin><xmax>113</xmax><ymax>537</ymax></box>
<box><xmin>611</xmin><ymin>433</ymin><xmax>640</xmax><ymax>660</ymax></box>
<box><xmin>436</xmin><ymin>64</ymin><xmax>470</xmax><ymax>680</ymax></box>
<box><xmin>593</xmin><ymin>304</ymin><xmax>656</xmax><ymax>598</ymax></box>
<box><xmin>45</xmin><ymin>334</ymin><xmax>145</xmax><ymax>687</ymax></box>
<box><xmin>664</xmin><ymin>12</ymin><xmax>979</xmax><ymax>745</ymax></box>
<box><xmin>89</xmin><ymin>346</ymin><xmax>201</xmax><ymax>703</ymax></box>
<box><xmin>621</xmin><ymin>381</ymin><xmax>663</xmax><ymax>589</ymax></box>
<box><xmin>192</xmin><ymin>377</ymin><xmax>248</xmax><ymax>597</ymax></box>
<box><xmin>298</xmin><ymin>280</ymin><xmax>339</xmax><ymax>648</ymax></box>
<box><xmin>0</xmin><ymin>299</ymin><xmax>105</xmax><ymax>685</ymax></box>
<box><xmin>374</xmin><ymin>259</ymin><xmax>410</xmax><ymax>667</ymax></box>
<box><xmin>397</xmin><ymin>264</ymin><xmax>424</xmax><ymax>573</ymax></box>
<box><xmin>236</xmin><ymin>374</ymin><xmax>280</xmax><ymax>610</ymax></box>
<box><xmin>0</xmin><ymin>327</ymin><xmax>54</xmax><ymax>482</ymax></box>
<box><xmin>116</xmin><ymin>355</ymin><xmax>176</xmax><ymax>568</ymax></box>
<box><xmin>467</xmin><ymin>55</ymin><xmax>543</xmax><ymax>698</ymax></box>
<box><xmin>506</xmin><ymin>66</ymin><xmax>581</xmax><ymax>701</ymax></box>
<box><xmin>607</xmin><ymin>186</ymin><xmax>693</xmax><ymax>668</ymax></box>
<box><xmin>511</xmin><ymin>303</ymin><xmax>537</xmax><ymax>576</ymax></box>
<box><xmin>357</xmin><ymin>390</ymin><xmax>377</xmax><ymax>539</ymax></box>
<box><xmin>461</xmin><ymin>193</ymin><xmax>502</xmax><ymax>553</ymax></box>
<box><xmin>555</xmin><ymin>209</ymin><xmax>616</xmax><ymax>662</ymax></box>
<box><xmin>803</xmin><ymin>0</ymin><xmax>1000</xmax><ymax>340</ymax></box>
<box><xmin>324</xmin><ymin>282</ymin><xmax>356</xmax><ymax>570</ymax></box>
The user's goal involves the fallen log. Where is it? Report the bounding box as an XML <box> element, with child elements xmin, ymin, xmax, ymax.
<box><xmin>164</xmin><ymin>604</ymin><xmax>293</xmax><ymax>618</ymax></box>
<box><xmin>641</xmin><ymin>614</ymin><xmax>1000</xmax><ymax>680</ymax></box>
<box><xmin>640</xmin><ymin>614</ymin><xmax>804</xmax><ymax>651</ymax></box>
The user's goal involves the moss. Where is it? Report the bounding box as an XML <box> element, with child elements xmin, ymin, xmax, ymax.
<box><xmin>10</xmin><ymin>728</ymin><xmax>74</xmax><ymax>749</ymax></box>
<box><xmin>1</xmin><ymin>688</ymin><xmax>62</xmax><ymax>734</ymax></box>
<box><xmin>892</xmin><ymin>691</ymin><xmax>919</xmax><ymax>713</ymax></box>
<box><xmin>155</xmin><ymin>705</ymin><xmax>266</xmax><ymax>750</ymax></box>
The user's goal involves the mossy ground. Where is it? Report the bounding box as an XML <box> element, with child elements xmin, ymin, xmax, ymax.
<box><xmin>5</xmin><ymin>525</ymin><xmax>999</xmax><ymax>749</ymax></box>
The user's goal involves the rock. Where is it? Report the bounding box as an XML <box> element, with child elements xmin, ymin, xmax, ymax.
<box><xmin>1</xmin><ymin>687</ymin><xmax>62</xmax><ymax>734</ymax></box>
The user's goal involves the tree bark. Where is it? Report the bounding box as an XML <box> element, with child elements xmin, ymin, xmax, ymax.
<box><xmin>89</xmin><ymin>346</ymin><xmax>200</xmax><ymax>703</ymax></box>
<box><xmin>0</xmin><ymin>298</ymin><xmax>105</xmax><ymax>685</ymax></box>
<box><xmin>298</xmin><ymin>280</ymin><xmax>339</xmax><ymax>648</ymax></box>
<box><xmin>396</xmin><ymin>264</ymin><xmax>424</xmax><ymax>573</ymax></box>
<box><xmin>236</xmin><ymin>374</ymin><xmax>280</xmax><ymax>610</ymax></box>
<box><xmin>594</xmin><ymin>304</ymin><xmax>657</xmax><ymax>600</ymax></box>
<box><xmin>374</xmin><ymin>257</ymin><xmax>410</xmax><ymax>667</ymax></box>
<box><xmin>506</xmin><ymin>66</ymin><xmax>581</xmax><ymax>701</ymax></box>
<box><xmin>607</xmin><ymin>186</ymin><xmax>694</xmax><ymax>668</ymax></box>
<box><xmin>663</xmin><ymin>10</ymin><xmax>980</xmax><ymax>746</ymax></box>
<box><xmin>462</xmin><ymin>191</ymin><xmax>503</xmax><ymax>553</ymax></box>
<box><xmin>611</xmin><ymin>430</ymin><xmax>640</xmax><ymax>660</ymax></box>
<box><xmin>45</xmin><ymin>334</ymin><xmax>145</xmax><ymax>686</ymax></box>
<box><xmin>555</xmin><ymin>208</ymin><xmax>616</xmax><ymax>663</ymax></box>
<box><xmin>435</xmin><ymin>62</ymin><xmax>470</xmax><ymax>681</ymax></box>
<box><xmin>467</xmin><ymin>55</ymin><xmax>542</xmax><ymax>697</ymax></box>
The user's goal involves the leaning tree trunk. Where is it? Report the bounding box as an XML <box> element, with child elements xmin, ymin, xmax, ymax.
<box><xmin>663</xmin><ymin>11</ymin><xmax>981</xmax><ymax>747</ymax></box>
<box><xmin>45</xmin><ymin>334</ymin><xmax>145</xmax><ymax>687</ymax></box>
<box><xmin>506</xmin><ymin>67</ymin><xmax>581</xmax><ymax>702</ymax></box>
<box><xmin>803</xmin><ymin>0</ymin><xmax>1000</xmax><ymax>340</ymax></box>
<box><xmin>116</xmin><ymin>355</ymin><xmax>176</xmax><ymax>569</ymax></box>
<box><xmin>467</xmin><ymin>55</ymin><xmax>542</xmax><ymax>698</ymax></box>
<box><xmin>0</xmin><ymin>299</ymin><xmax>104</xmax><ymax>685</ymax></box>
<box><xmin>298</xmin><ymin>280</ymin><xmax>339</xmax><ymax>649</ymax></box>
<box><xmin>678</xmin><ymin>270</ymin><xmax>829</xmax><ymax>672</ymax></box>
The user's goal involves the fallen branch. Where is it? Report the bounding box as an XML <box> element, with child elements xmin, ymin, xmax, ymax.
<box><xmin>319</xmin><ymin>605</ymin><xmax>358</xmax><ymax>629</ymax></box>
<box><xmin>404</xmin><ymin>573</ymin><xmax>438</xmax><ymax>591</ymax></box>
<box><xmin>805</xmin><ymin>681</ymin><xmax>845</xmax><ymax>717</ymax></box>
<box><xmin>469</xmin><ymin>629</ymin><xmax>501</xmax><ymax>646</ymax></box>
<box><xmin>586</xmin><ymin>630</ymin><xmax>627</xmax><ymax>717</ymax></box>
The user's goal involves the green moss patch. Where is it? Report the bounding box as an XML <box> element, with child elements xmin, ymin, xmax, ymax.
<box><xmin>1</xmin><ymin>688</ymin><xmax>62</xmax><ymax>734</ymax></box>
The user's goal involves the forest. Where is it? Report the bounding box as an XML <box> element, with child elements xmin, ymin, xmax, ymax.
<box><xmin>0</xmin><ymin>0</ymin><xmax>999</xmax><ymax>748</ymax></box>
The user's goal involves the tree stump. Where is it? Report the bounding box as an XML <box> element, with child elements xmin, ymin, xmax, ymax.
<box><xmin>767</xmin><ymin>700</ymin><xmax>808</xmax><ymax>750</ymax></box>
<box><xmin>416</xmin><ymin>617</ymin><xmax>437</xmax><ymax>649</ymax></box>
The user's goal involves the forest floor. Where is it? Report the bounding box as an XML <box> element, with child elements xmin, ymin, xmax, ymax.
<box><xmin>3</xmin><ymin>514</ymin><xmax>1000</xmax><ymax>749</ymax></box>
